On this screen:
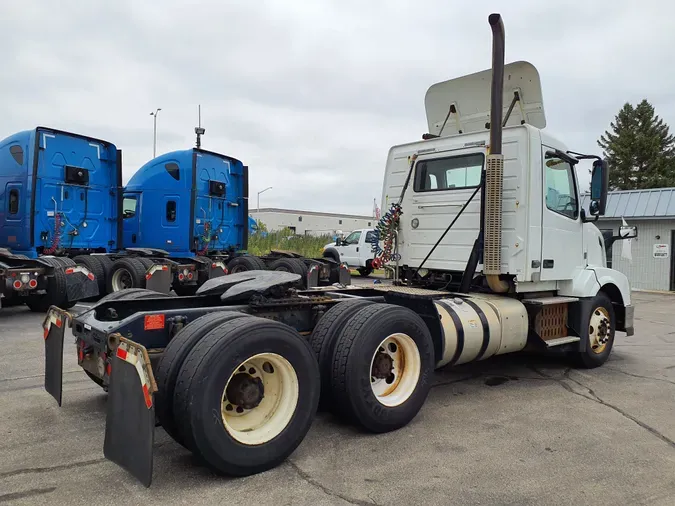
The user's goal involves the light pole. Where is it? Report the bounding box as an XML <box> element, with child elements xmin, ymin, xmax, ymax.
<box><xmin>150</xmin><ymin>108</ymin><xmax>161</xmax><ymax>158</ymax></box>
<box><xmin>257</xmin><ymin>186</ymin><xmax>272</xmax><ymax>212</ymax></box>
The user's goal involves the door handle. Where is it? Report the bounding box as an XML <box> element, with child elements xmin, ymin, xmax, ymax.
<box><xmin>356</xmin><ymin>247</ymin><xmax>359</xmax><ymax>252</ymax></box>
<box><xmin>131</xmin><ymin>234</ymin><xmax>136</xmax><ymax>243</ymax></box>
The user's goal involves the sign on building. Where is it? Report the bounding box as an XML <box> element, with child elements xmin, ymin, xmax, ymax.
<box><xmin>653</xmin><ymin>243</ymin><xmax>669</xmax><ymax>259</ymax></box>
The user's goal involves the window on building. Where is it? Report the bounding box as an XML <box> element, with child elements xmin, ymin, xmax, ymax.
<box><xmin>368</xmin><ymin>222</ymin><xmax>372</xmax><ymax>226</ymax></box>
<box><xmin>8</xmin><ymin>189</ymin><xmax>19</xmax><ymax>214</ymax></box>
<box><xmin>544</xmin><ymin>156</ymin><xmax>578</xmax><ymax>219</ymax></box>
<box><xmin>298</xmin><ymin>216</ymin><xmax>303</xmax><ymax>222</ymax></box>
<box><xmin>339</xmin><ymin>220</ymin><xmax>342</xmax><ymax>225</ymax></box>
<box><xmin>122</xmin><ymin>196</ymin><xmax>137</xmax><ymax>219</ymax></box>
<box><xmin>414</xmin><ymin>153</ymin><xmax>484</xmax><ymax>192</ymax></box>
<box><xmin>166</xmin><ymin>200</ymin><xmax>177</xmax><ymax>222</ymax></box>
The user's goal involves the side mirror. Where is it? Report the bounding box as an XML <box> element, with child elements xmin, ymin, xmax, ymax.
<box><xmin>619</xmin><ymin>225</ymin><xmax>638</xmax><ymax>240</ymax></box>
<box><xmin>590</xmin><ymin>159</ymin><xmax>609</xmax><ymax>215</ymax></box>
<box><xmin>335</xmin><ymin>238</ymin><xmax>342</xmax><ymax>246</ymax></box>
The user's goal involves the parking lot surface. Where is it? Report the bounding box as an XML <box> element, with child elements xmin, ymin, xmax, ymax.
<box><xmin>1</xmin><ymin>290</ymin><xmax>674</xmax><ymax>505</ymax></box>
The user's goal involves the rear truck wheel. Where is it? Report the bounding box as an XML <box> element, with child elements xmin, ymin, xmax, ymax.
<box><xmin>155</xmin><ymin>311</ymin><xmax>252</xmax><ymax>446</ymax></box>
<box><xmin>308</xmin><ymin>299</ymin><xmax>375</xmax><ymax>407</ymax></box>
<box><xmin>329</xmin><ymin>303</ymin><xmax>434</xmax><ymax>433</ymax></box>
<box><xmin>269</xmin><ymin>258</ymin><xmax>308</xmax><ymax>288</ymax></box>
<box><xmin>226</xmin><ymin>255</ymin><xmax>267</xmax><ymax>274</ymax></box>
<box><xmin>172</xmin><ymin>317</ymin><xmax>320</xmax><ymax>476</ymax></box>
<box><xmin>72</xmin><ymin>255</ymin><xmax>106</xmax><ymax>299</ymax></box>
<box><xmin>50</xmin><ymin>256</ymin><xmax>76</xmax><ymax>267</ymax></box>
<box><xmin>93</xmin><ymin>255</ymin><xmax>114</xmax><ymax>288</ymax></box>
<box><xmin>107</xmin><ymin>257</ymin><xmax>148</xmax><ymax>292</ymax></box>
<box><xmin>24</xmin><ymin>257</ymin><xmax>70</xmax><ymax>312</ymax></box>
<box><xmin>572</xmin><ymin>292</ymin><xmax>616</xmax><ymax>369</ymax></box>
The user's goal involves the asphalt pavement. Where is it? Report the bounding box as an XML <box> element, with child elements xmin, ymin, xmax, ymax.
<box><xmin>1</xmin><ymin>290</ymin><xmax>674</xmax><ymax>505</ymax></box>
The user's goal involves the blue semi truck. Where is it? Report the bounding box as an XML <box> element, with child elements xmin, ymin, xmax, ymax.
<box><xmin>0</xmin><ymin>127</ymin><xmax>348</xmax><ymax>303</ymax></box>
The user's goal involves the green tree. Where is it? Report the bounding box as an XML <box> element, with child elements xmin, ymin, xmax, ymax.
<box><xmin>597</xmin><ymin>99</ymin><xmax>675</xmax><ymax>190</ymax></box>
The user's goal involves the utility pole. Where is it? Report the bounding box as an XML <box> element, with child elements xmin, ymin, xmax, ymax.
<box><xmin>150</xmin><ymin>108</ymin><xmax>161</xmax><ymax>158</ymax></box>
<box><xmin>257</xmin><ymin>187</ymin><xmax>273</xmax><ymax>212</ymax></box>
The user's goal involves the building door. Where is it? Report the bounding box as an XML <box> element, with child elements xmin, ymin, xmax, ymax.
<box><xmin>670</xmin><ymin>231</ymin><xmax>675</xmax><ymax>291</ymax></box>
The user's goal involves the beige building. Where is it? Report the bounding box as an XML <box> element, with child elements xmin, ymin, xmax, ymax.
<box><xmin>250</xmin><ymin>208</ymin><xmax>375</xmax><ymax>237</ymax></box>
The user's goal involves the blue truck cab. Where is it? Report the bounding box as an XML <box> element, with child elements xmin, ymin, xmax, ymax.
<box><xmin>122</xmin><ymin>148</ymin><xmax>247</xmax><ymax>256</ymax></box>
<box><xmin>0</xmin><ymin>127</ymin><xmax>121</xmax><ymax>257</ymax></box>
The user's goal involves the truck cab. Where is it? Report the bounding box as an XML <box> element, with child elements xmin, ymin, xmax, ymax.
<box><xmin>380</xmin><ymin>60</ymin><xmax>636</xmax><ymax>334</ymax></box>
<box><xmin>323</xmin><ymin>228</ymin><xmax>376</xmax><ymax>276</ymax></box>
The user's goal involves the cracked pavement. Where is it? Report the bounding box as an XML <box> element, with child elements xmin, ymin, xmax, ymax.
<box><xmin>1</xmin><ymin>291</ymin><xmax>674</xmax><ymax>505</ymax></box>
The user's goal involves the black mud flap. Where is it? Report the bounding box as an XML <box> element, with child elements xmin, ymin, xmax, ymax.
<box><xmin>64</xmin><ymin>266</ymin><xmax>99</xmax><ymax>301</ymax></box>
<box><xmin>145</xmin><ymin>264</ymin><xmax>172</xmax><ymax>294</ymax></box>
<box><xmin>42</xmin><ymin>307</ymin><xmax>72</xmax><ymax>406</ymax></box>
<box><xmin>104</xmin><ymin>337</ymin><xmax>157</xmax><ymax>488</ymax></box>
<box><xmin>207</xmin><ymin>259</ymin><xmax>228</xmax><ymax>280</ymax></box>
<box><xmin>338</xmin><ymin>263</ymin><xmax>351</xmax><ymax>285</ymax></box>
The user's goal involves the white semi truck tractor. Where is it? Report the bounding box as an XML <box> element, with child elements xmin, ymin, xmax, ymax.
<box><xmin>42</xmin><ymin>13</ymin><xmax>636</xmax><ymax>487</ymax></box>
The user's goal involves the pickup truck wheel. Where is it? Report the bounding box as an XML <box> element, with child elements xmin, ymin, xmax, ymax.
<box><xmin>308</xmin><ymin>299</ymin><xmax>374</xmax><ymax>408</ymax></box>
<box><xmin>107</xmin><ymin>258</ymin><xmax>147</xmax><ymax>292</ymax></box>
<box><xmin>329</xmin><ymin>303</ymin><xmax>434</xmax><ymax>433</ymax></box>
<box><xmin>572</xmin><ymin>292</ymin><xmax>616</xmax><ymax>368</ymax></box>
<box><xmin>226</xmin><ymin>255</ymin><xmax>267</xmax><ymax>273</ymax></box>
<box><xmin>155</xmin><ymin>311</ymin><xmax>252</xmax><ymax>447</ymax></box>
<box><xmin>357</xmin><ymin>266</ymin><xmax>373</xmax><ymax>277</ymax></box>
<box><xmin>173</xmin><ymin>317</ymin><xmax>320</xmax><ymax>476</ymax></box>
<box><xmin>24</xmin><ymin>258</ymin><xmax>70</xmax><ymax>312</ymax></box>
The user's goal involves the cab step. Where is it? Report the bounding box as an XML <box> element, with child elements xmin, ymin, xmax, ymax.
<box><xmin>544</xmin><ymin>336</ymin><xmax>580</xmax><ymax>347</ymax></box>
<box><xmin>521</xmin><ymin>296</ymin><xmax>579</xmax><ymax>306</ymax></box>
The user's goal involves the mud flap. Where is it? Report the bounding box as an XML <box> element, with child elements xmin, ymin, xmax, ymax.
<box><xmin>207</xmin><ymin>260</ymin><xmax>228</xmax><ymax>280</ymax></box>
<box><xmin>104</xmin><ymin>337</ymin><xmax>157</xmax><ymax>488</ymax></box>
<box><xmin>145</xmin><ymin>264</ymin><xmax>172</xmax><ymax>294</ymax></box>
<box><xmin>338</xmin><ymin>263</ymin><xmax>351</xmax><ymax>285</ymax></box>
<box><xmin>42</xmin><ymin>307</ymin><xmax>72</xmax><ymax>406</ymax></box>
<box><xmin>64</xmin><ymin>266</ymin><xmax>99</xmax><ymax>301</ymax></box>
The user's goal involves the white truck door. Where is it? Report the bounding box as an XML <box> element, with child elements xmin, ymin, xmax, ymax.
<box><xmin>540</xmin><ymin>146</ymin><xmax>584</xmax><ymax>280</ymax></box>
<box><xmin>340</xmin><ymin>230</ymin><xmax>362</xmax><ymax>266</ymax></box>
<box><xmin>361</xmin><ymin>230</ymin><xmax>376</xmax><ymax>266</ymax></box>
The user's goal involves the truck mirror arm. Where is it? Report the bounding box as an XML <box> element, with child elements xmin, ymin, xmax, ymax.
<box><xmin>580</xmin><ymin>208</ymin><xmax>598</xmax><ymax>223</ymax></box>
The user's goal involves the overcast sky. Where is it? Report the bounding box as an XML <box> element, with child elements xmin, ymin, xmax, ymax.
<box><xmin>2</xmin><ymin>1</ymin><xmax>674</xmax><ymax>216</ymax></box>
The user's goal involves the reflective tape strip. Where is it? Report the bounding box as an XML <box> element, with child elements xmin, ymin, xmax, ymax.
<box><xmin>115</xmin><ymin>341</ymin><xmax>154</xmax><ymax>409</ymax></box>
<box><xmin>42</xmin><ymin>311</ymin><xmax>64</xmax><ymax>340</ymax></box>
<box><xmin>64</xmin><ymin>265</ymin><xmax>95</xmax><ymax>280</ymax></box>
<box><xmin>145</xmin><ymin>264</ymin><xmax>168</xmax><ymax>280</ymax></box>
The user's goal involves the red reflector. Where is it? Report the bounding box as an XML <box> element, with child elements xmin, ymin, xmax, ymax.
<box><xmin>116</xmin><ymin>348</ymin><xmax>128</xmax><ymax>361</ymax></box>
<box><xmin>144</xmin><ymin>314</ymin><xmax>165</xmax><ymax>331</ymax></box>
<box><xmin>43</xmin><ymin>328</ymin><xmax>49</xmax><ymax>340</ymax></box>
<box><xmin>187</xmin><ymin>272</ymin><xmax>193</xmax><ymax>280</ymax></box>
<box><xmin>178</xmin><ymin>273</ymin><xmax>184</xmax><ymax>281</ymax></box>
<box><xmin>78</xmin><ymin>348</ymin><xmax>84</xmax><ymax>362</ymax></box>
<box><xmin>28</xmin><ymin>279</ymin><xmax>38</xmax><ymax>288</ymax></box>
<box><xmin>145</xmin><ymin>273</ymin><xmax>152</xmax><ymax>280</ymax></box>
<box><xmin>13</xmin><ymin>280</ymin><xmax>22</xmax><ymax>289</ymax></box>
<box><xmin>55</xmin><ymin>318</ymin><xmax>62</xmax><ymax>328</ymax></box>
<box><xmin>65</xmin><ymin>267</ymin><xmax>75</xmax><ymax>274</ymax></box>
<box><xmin>11</xmin><ymin>272</ymin><xmax>16</xmax><ymax>277</ymax></box>
<box><xmin>212</xmin><ymin>263</ymin><xmax>217</xmax><ymax>268</ymax></box>
<box><xmin>87</xmin><ymin>272</ymin><xmax>95</xmax><ymax>281</ymax></box>
<box><xmin>142</xmin><ymin>383</ymin><xmax>153</xmax><ymax>409</ymax></box>
<box><xmin>106</xmin><ymin>363</ymin><xmax>111</xmax><ymax>376</ymax></box>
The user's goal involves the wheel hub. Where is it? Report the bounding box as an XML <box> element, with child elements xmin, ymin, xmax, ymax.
<box><xmin>226</xmin><ymin>373</ymin><xmax>264</xmax><ymax>410</ymax></box>
<box><xmin>372</xmin><ymin>350</ymin><xmax>394</xmax><ymax>380</ymax></box>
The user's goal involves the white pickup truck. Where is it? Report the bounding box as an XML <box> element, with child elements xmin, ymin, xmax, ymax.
<box><xmin>322</xmin><ymin>228</ymin><xmax>376</xmax><ymax>276</ymax></box>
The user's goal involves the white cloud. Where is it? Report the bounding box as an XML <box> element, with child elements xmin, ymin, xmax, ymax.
<box><xmin>1</xmin><ymin>0</ymin><xmax>674</xmax><ymax>213</ymax></box>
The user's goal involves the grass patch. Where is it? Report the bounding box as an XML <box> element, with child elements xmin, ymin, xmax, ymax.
<box><xmin>247</xmin><ymin>228</ymin><xmax>332</xmax><ymax>258</ymax></box>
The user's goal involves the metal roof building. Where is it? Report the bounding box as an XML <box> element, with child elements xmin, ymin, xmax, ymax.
<box><xmin>583</xmin><ymin>188</ymin><xmax>675</xmax><ymax>291</ymax></box>
<box><xmin>250</xmin><ymin>208</ymin><xmax>375</xmax><ymax>237</ymax></box>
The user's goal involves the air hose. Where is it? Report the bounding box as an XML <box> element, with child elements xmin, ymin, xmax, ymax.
<box><xmin>43</xmin><ymin>213</ymin><xmax>63</xmax><ymax>255</ymax></box>
<box><xmin>197</xmin><ymin>221</ymin><xmax>212</xmax><ymax>256</ymax></box>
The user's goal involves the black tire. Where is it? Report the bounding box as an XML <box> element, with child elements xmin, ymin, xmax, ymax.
<box><xmin>136</xmin><ymin>257</ymin><xmax>155</xmax><ymax>270</ymax></box>
<box><xmin>24</xmin><ymin>259</ymin><xmax>69</xmax><ymax>312</ymax></box>
<box><xmin>322</xmin><ymin>249</ymin><xmax>339</xmax><ymax>263</ymax></box>
<box><xmin>269</xmin><ymin>258</ymin><xmax>308</xmax><ymax>288</ymax></box>
<box><xmin>226</xmin><ymin>255</ymin><xmax>267</xmax><ymax>273</ymax></box>
<box><xmin>50</xmin><ymin>256</ymin><xmax>76</xmax><ymax>267</ymax></box>
<box><xmin>308</xmin><ymin>299</ymin><xmax>375</xmax><ymax>407</ymax></box>
<box><xmin>97</xmin><ymin>287</ymin><xmax>172</xmax><ymax>304</ymax></box>
<box><xmin>94</xmin><ymin>255</ymin><xmax>114</xmax><ymax>278</ymax></box>
<box><xmin>73</xmin><ymin>255</ymin><xmax>106</xmax><ymax>299</ymax></box>
<box><xmin>572</xmin><ymin>292</ymin><xmax>616</xmax><ymax>369</ymax></box>
<box><xmin>106</xmin><ymin>257</ymin><xmax>148</xmax><ymax>292</ymax></box>
<box><xmin>84</xmin><ymin>370</ymin><xmax>105</xmax><ymax>388</ymax></box>
<box><xmin>357</xmin><ymin>266</ymin><xmax>373</xmax><ymax>277</ymax></box>
<box><xmin>329</xmin><ymin>303</ymin><xmax>434</xmax><ymax>433</ymax></box>
<box><xmin>155</xmin><ymin>311</ymin><xmax>252</xmax><ymax>446</ymax></box>
<box><xmin>173</xmin><ymin>317</ymin><xmax>320</xmax><ymax>476</ymax></box>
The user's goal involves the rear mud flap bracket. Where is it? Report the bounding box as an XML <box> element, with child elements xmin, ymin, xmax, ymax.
<box><xmin>103</xmin><ymin>337</ymin><xmax>158</xmax><ymax>488</ymax></box>
<box><xmin>64</xmin><ymin>267</ymin><xmax>99</xmax><ymax>301</ymax></box>
<box><xmin>145</xmin><ymin>265</ymin><xmax>172</xmax><ymax>294</ymax></box>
